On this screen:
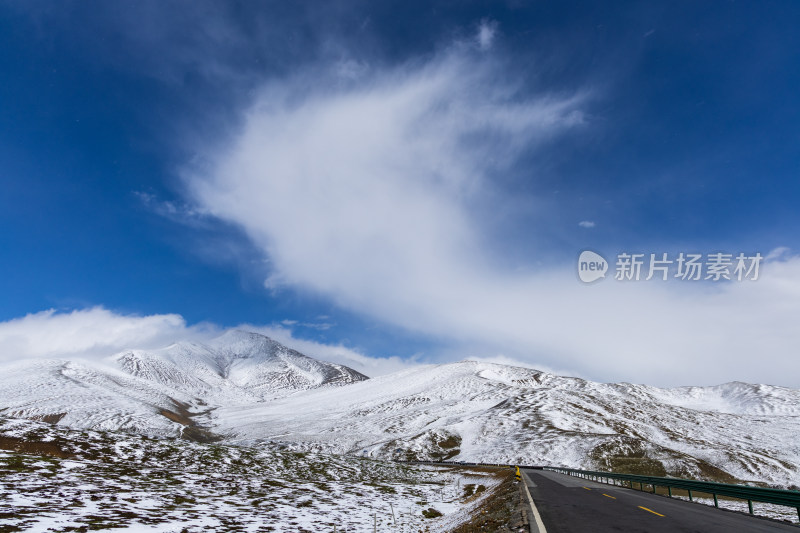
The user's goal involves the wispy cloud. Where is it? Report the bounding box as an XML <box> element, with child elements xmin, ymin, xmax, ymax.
<box><xmin>766</xmin><ymin>247</ymin><xmax>790</xmax><ymax>262</ymax></box>
<box><xmin>183</xmin><ymin>30</ymin><xmax>800</xmax><ymax>387</ymax></box>
<box><xmin>0</xmin><ymin>307</ymin><xmax>215</xmax><ymax>361</ymax></box>
<box><xmin>135</xmin><ymin>191</ymin><xmax>211</xmax><ymax>226</ymax></box>
<box><xmin>578</xmin><ymin>220</ymin><xmax>596</xmax><ymax>228</ymax></box>
<box><xmin>280</xmin><ymin>319</ymin><xmax>333</xmax><ymax>331</ymax></box>
<box><xmin>187</xmin><ymin>38</ymin><xmax>587</xmax><ymax>311</ymax></box>
<box><xmin>0</xmin><ymin>307</ymin><xmax>406</xmax><ymax>377</ymax></box>
<box><xmin>477</xmin><ymin>19</ymin><xmax>498</xmax><ymax>50</ymax></box>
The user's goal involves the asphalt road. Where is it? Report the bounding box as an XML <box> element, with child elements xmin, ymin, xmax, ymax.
<box><xmin>523</xmin><ymin>469</ymin><xmax>800</xmax><ymax>532</ymax></box>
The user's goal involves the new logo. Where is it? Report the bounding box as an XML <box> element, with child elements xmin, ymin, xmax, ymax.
<box><xmin>578</xmin><ymin>250</ymin><xmax>608</xmax><ymax>283</ymax></box>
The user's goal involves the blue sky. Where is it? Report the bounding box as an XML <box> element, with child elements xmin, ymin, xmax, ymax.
<box><xmin>1</xmin><ymin>1</ymin><xmax>800</xmax><ymax>386</ymax></box>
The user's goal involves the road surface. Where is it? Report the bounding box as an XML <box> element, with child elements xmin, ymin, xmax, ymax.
<box><xmin>522</xmin><ymin>469</ymin><xmax>799</xmax><ymax>532</ymax></box>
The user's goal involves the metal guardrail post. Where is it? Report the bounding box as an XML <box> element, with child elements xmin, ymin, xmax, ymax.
<box><xmin>748</xmin><ymin>500</ymin><xmax>754</xmax><ymax>515</ymax></box>
<box><xmin>667</xmin><ymin>487</ymin><xmax>672</xmax><ymax>498</ymax></box>
<box><xmin>713</xmin><ymin>493</ymin><xmax>718</xmax><ymax>508</ymax></box>
<box><xmin>688</xmin><ymin>489</ymin><xmax>693</xmax><ymax>502</ymax></box>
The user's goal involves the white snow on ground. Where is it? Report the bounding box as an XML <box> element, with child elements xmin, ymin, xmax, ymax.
<box><xmin>0</xmin><ymin>417</ymin><xmax>502</xmax><ymax>532</ymax></box>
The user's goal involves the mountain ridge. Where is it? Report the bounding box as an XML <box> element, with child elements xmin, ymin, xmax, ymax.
<box><xmin>0</xmin><ymin>331</ymin><xmax>368</xmax><ymax>441</ymax></box>
<box><xmin>0</xmin><ymin>331</ymin><xmax>798</xmax><ymax>488</ymax></box>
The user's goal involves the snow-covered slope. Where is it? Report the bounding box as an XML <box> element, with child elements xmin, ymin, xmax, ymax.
<box><xmin>214</xmin><ymin>361</ymin><xmax>800</xmax><ymax>488</ymax></box>
<box><xmin>1</xmin><ymin>332</ymin><xmax>798</xmax><ymax>488</ymax></box>
<box><xmin>112</xmin><ymin>330</ymin><xmax>367</xmax><ymax>404</ymax></box>
<box><xmin>0</xmin><ymin>331</ymin><xmax>367</xmax><ymax>440</ymax></box>
<box><xmin>0</xmin><ymin>357</ymin><xmax>196</xmax><ymax>436</ymax></box>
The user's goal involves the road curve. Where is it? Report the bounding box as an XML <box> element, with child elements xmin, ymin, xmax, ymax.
<box><xmin>522</xmin><ymin>469</ymin><xmax>799</xmax><ymax>533</ymax></box>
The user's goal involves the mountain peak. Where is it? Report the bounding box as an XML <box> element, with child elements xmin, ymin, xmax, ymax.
<box><xmin>211</xmin><ymin>329</ymin><xmax>273</xmax><ymax>344</ymax></box>
<box><xmin>101</xmin><ymin>330</ymin><xmax>369</xmax><ymax>411</ymax></box>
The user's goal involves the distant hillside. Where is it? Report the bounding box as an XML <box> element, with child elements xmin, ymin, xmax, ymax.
<box><xmin>1</xmin><ymin>332</ymin><xmax>798</xmax><ymax>488</ymax></box>
<box><xmin>215</xmin><ymin>361</ymin><xmax>800</xmax><ymax>488</ymax></box>
<box><xmin>0</xmin><ymin>330</ymin><xmax>367</xmax><ymax>440</ymax></box>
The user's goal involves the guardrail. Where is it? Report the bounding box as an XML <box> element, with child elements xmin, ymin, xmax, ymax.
<box><xmin>396</xmin><ymin>460</ymin><xmax>800</xmax><ymax>523</ymax></box>
<box><xmin>545</xmin><ymin>466</ymin><xmax>800</xmax><ymax>522</ymax></box>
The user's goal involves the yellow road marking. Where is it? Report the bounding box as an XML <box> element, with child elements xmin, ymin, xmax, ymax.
<box><xmin>602</xmin><ymin>493</ymin><xmax>616</xmax><ymax>499</ymax></box>
<box><xmin>638</xmin><ymin>506</ymin><xmax>664</xmax><ymax>517</ymax></box>
<box><xmin>582</xmin><ymin>487</ymin><xmax>592</xmax><ymax>490</ymax></box>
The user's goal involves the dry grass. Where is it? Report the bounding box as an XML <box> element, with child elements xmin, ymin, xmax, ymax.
<box><xmin>449</xmin><ymin>470</ymin><xmax>528</xmax><ymax>533</ymax></box>
<box><xmin>0</xmin><ymin>435</ymin><xmax>74</xmax><ymax>459</ymax></box>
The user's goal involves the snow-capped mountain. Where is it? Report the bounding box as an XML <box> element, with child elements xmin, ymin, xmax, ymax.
<box><xmin>112</xmin><ymin>330</ymin><xmax>367</xmax><ymax>403</ymax></box>
<box><xmin>1</xmin><ymin>331</ymin><xmax>798</xmax><ymax>488</ymax></box>
<box><xmin>216</xmin><ymin>361</ymin><xmax>800</xmax><ymax>488</ymax></box>
<box><xmin>0</xmin><ymin>331</ymin><xmax>367</xmax><ymax>440</ymax></box>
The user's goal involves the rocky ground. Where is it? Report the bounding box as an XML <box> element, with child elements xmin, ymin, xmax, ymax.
<box><xmin>0</xmin><ymin>417</ymin><xmax>504</xmax><ymax>532</ymax></box>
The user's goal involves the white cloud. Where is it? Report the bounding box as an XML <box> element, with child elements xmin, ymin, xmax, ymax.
<box><xmin>766</xmin><ymin>246</ymin><xmax>790</xmax><ymax>262</ymax></box>
<box><xmin>135</xmin><ymin>191</ymin><xmax>211</xmax><ymax>225</ymax></box>
<box><xmin>0</xmin><ymin>307</ymin><xmax>411</xmax><ymax>377</ymax></box>
<box><xmin>280</xmin><ymin>319</ymin><xmax>333</xmax><ymax>331</ymax></box>
<box><xmin>477</xmin><ymin>19</ymin><xmax>498</xmax><ymax>50</ymax></box>
<box><xmin>184</xmin><ymin>39</ymin><xmax>800</xmax><ymax>388</ymax></box>
<box><xmin>0</xmin><ymin>307</ymin><xmax>417</xmax><ymax>377</ymax></box>
<box><xmin>0</xmin><ymin>308</ymin><xmax>216</xmax><ymax>361</ymax></box>
<box><xmin>578</xmin><ymin>220</ymin><xmax>596</xmax><ymax>228</ymax></box>
<box><xmin>187</xmin><ymin>44</ymin><xmax>586</xmax><ymax>328</ymax></box>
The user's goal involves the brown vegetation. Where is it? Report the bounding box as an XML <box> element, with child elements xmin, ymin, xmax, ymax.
<box><xmin>0</xmin><ymin>436</ymin><xmax>74</xmax><ymax>459</ymax></box>
<box><xmin>449</xmin><ymin>470</ymin><xmax>529</xmax><ymax>533</ymax></box>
